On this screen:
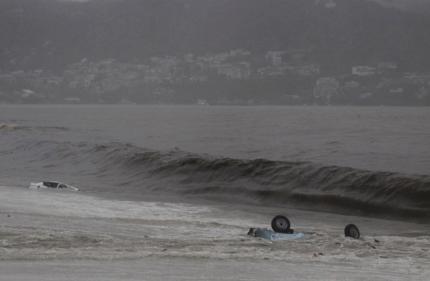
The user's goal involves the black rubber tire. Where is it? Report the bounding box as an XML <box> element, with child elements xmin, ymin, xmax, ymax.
<box><xmin>344</xmin><ymin>224</ymin><xmax>360</xmax><ymax>239</ymax></box>
<box><xmin>271</xmin><ymin>215</ymin><xmax>291</xmax><ymax>233</ymax></box>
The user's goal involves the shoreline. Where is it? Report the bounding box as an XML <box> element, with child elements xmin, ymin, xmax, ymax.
<box><xmin>1</xmin><ymin>185</ymin><xmax>429</xmax><ymax>280</ymax></box>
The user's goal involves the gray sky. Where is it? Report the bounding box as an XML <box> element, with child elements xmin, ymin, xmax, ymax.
<box><xmin>58</xmin><ymin>0</ymin><xmax>430</xmax><ymax>12</ymax></box>
<box><xmin>371</xmin><ymin>0</ymin><xmax>430</xmax><ymax>9</ymax></box>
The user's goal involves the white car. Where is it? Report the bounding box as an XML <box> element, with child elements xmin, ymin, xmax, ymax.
<box><xmin>29</xmin><ymin>181</ymin><xmax>79</xmax><ymax>191</ymax></box>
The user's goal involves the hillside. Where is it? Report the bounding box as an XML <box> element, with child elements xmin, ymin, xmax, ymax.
<box><xmin>371</xmin><ymin>0</ymin><xmax>430</xmax><ymax>13</ymax></box>
<box><xmin>0</xmin><ymin>0</ymin><xmax>429</xmax><ymax>105</ymax></box>
<box><xmin>1</xmin><ymin>0</ymin><xmax>429</xmax><ymax>72</ymax></box>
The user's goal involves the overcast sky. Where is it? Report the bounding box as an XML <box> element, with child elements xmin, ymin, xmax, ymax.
<box><xmin>56</xmin><ymin>0</ymin><xmax>430</xmax><ymax>12</ymax></box>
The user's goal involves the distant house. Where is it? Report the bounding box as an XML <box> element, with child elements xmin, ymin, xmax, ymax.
<box><xmin>360</xmin><ymin>92</ymin><xmax>373</xmax><ymax>99</ymax></box>
<box><xmin>215</xmin><ymin>62</ymin><xmax>251</xmax><ymax>79</ymax></box>
<box><xmin>344</xmin><ymin>81</ymin><xmax>360</xmax><ymax>88</ymax></box>
<box><xmin>313</xmin><ymin>77</ymin><xmax>340</xmax><ymax>104</ymax></box>
<box><xmin>352</xmin><ymin>66</ymin><xmax>376</xmax><ymax>76</ymax></box>
<box><xmin>21</xmin><ymin>89</ymin><xmax>35</xmax><ymax>98</ymax></box>
<box><xmin>377</xmin><ymin>62</ymin><xmax>398</xmax><ymax>74</ymax></box>
<box><xmin>293</xmin><ymin>64</ymin><xmax>320</xmax><ymax>76</ymax></box>
<box><xmin>404</xmin><ymin>73</ymin><xmax>430</xmax><ymax>84</ymax></box>
<box><xmin>257</xmin><ymin>66</ymin><xmax>287</xmax><ymax>77</ymax></box>
<box><xmin>196</xmin><ymin>99</ymin><xmax>209</xmax><ymax>106</ymax></box>
<box><xmin>64</xmin><ymin>97</ymin><xmax>81</xmax><ymax>104</ymax></box>
<box><xmin>265</xmin><ymin>51</ymin><xmax>285</xmax><ymax>66</ymax></box>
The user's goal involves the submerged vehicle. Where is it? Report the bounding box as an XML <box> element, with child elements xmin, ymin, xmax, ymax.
<box><xmin>248</xmin><ymin>215</ymin><xmax>305</xmax><ymax>241</ymax></box>
<box><xmin>248</xmin><ymin>227</ymin><xmax>304</xmax><ymax>241</ymax></box>
<box><xmin>248</xmin><ymin>215</ymin><xmax>361</xmax><ymax>241</ymax></box>
<box><xmin>29</xmin><ymin>181</ymin><xmax>79</xmax><ymax>191</ymax></box>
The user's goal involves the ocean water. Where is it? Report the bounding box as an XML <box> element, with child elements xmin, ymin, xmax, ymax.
<box><xmin>0</xmin><ymin>105</ymin><xmax>429</xmax><ymax>218</ymax></box>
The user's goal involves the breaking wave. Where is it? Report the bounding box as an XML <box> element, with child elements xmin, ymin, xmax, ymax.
<box><xmin>3</xmin><ymin>138</ymin><xmax>430</xmax><ymax>219</ymax></box>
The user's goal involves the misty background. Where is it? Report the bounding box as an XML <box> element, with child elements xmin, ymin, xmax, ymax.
<box><xmin>1</xmin><ymin>0</ymin><xmax>430</xmax><ymax>105</ymax></box>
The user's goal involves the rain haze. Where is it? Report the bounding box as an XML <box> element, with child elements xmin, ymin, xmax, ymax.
<box><xmin>0</xmin><ymin>1</ymin><xmax>430</xmax><ymax>280</ymax></box>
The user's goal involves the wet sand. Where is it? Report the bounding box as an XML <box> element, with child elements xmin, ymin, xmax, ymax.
<box><xmin>1</xmin><ymin>186</ymin><xmax>429</xmax><ymax>280</ymax></box>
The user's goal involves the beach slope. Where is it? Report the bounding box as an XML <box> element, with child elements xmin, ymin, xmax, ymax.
<box><xmin>0</xmin><ymin>186</ymin><xmax>429</xmax><ymax>280</ymax></box>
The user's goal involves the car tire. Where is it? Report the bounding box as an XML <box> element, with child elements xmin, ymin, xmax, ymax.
<box><xmin>344</xmin><ymin>224</ymin><xmax>360</xmax><ymax>239</ymax></box>
<box><xmin>271</xmin><ymin>215</ymin><xmax>291</xmax><ymax>233</ymax></box>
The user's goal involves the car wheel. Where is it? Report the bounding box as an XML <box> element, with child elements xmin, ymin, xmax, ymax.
<box><xmin>271</xmin><ymin>215</ymin><xmax>291</xmax><ymax>233</ymax></box>
<box><xmin>344</xmin><ymin>224</ymin><xmax>360</xmax><ymax>239</ymax></box>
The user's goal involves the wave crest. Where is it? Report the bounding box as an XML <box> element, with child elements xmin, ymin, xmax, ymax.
<box><xmin>5</xmin><ymin>139</ymin><xmax>430</xmax><ymax>219</ymax></box>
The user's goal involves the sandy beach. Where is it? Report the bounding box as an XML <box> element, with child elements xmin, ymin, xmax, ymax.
<box><xmin>1</xmin><ymin>185</ymin><xmax>429</xmax><ymax>280</ymax></box>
